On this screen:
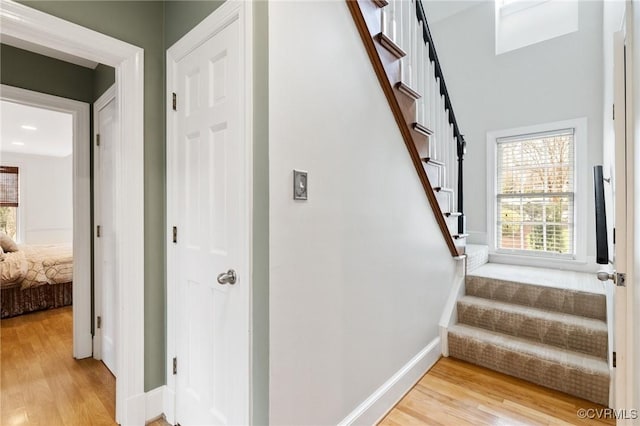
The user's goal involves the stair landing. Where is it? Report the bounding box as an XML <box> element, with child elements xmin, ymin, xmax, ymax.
<box><xmin>469</xmin><ymin>263</ymin><xmax>605</xmax><ymax>295</ymax></box>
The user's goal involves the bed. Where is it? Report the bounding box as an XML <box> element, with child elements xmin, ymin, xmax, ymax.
<box><xmin>1</xmin><ymin>244</ymin><xmax>73</xmax><ymax>318</ymax></box>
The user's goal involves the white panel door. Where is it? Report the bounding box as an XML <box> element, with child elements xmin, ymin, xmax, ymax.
<box><xmin>94</xmin><ymin>95</ymin><xmax>117</xmax><ymax>376</ymax></box>
<box><xmin>173</xmin><ymin>18</ymin><xmax>248</xmax><ymax>426</ymax></box>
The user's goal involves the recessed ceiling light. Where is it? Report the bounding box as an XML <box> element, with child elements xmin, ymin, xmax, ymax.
<box><xmin>11</xmin><ymin>141</ymin><xmax>25</xmax><ymax>146</ymax></box>
<box><xmin>21</xmin><ymin>125</ymin><xmax>37</xmax><ymax>130</ymax></box>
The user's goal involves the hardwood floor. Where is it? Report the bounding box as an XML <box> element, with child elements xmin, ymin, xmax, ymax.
<box><xmin>1</xmin><ymin>307</ymin><xmax>116</xmax><ymax>425</ymax></box>
<box><xmin>380</xmin><ymin>357</ymin><xmax>616</xmax><ymax>426</ymax></box>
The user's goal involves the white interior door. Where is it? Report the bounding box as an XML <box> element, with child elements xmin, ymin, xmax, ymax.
<box><xmin>94</xmin><ymin>90</ymin><xmax>117</xmax><ymax>376</ymax></box>
<box><xmin>172</xmin><ymin>16</ymin><xmax>249</xmax><ymax>426</ymax></box>
<box><xmin>610</xmin><ymin>30</ymin><xmax>633</xmax><ymax>413</ymax></box>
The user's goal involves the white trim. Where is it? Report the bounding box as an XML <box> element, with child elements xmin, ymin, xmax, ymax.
<box><xmin>92</xmin><ymin>84</ymin><xmax>116</xmax><ymax>363</ymax></box>
<box><xmin>0</xmin><ymin>2</ymin><xmax>145</xmax><ymax>424</ymax></box>
<box><xmin>486</xmin><ymin>118</ymin><xmax>589</xmax><ymax>267</ymax></box>
<box><xmin>439</xmin><ymin>260</ymin><xmax>466</xmax><ymax>356</ymax></box>
<box><xmin>0</xmin><ymin>84</ymin><xmax>92</xmax><ymax>358</ymax></box>
<box><xmin>166</xmin><ymin>1</ymin><xmax>254</xmax><ymax>424</ymax></box>
<box><xmin>145</xmin><ymin>386</ymin><xmax>165</xmax><ymax>423</ymax></box>
<box><xmin>337</xmin><ymin>338</ymin><xmax>442</xmax><ymax>426</ymax></box>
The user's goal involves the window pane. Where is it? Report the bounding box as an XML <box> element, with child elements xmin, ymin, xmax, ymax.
<box><xmin>496</xmin><ymin>128</ymin><xmax>575</xmax><ymax>256</ymax></box>
<box><xmin>0</xmin><ymin>206</ymin><xmax>17</xmax><ymax>240</ymax></box>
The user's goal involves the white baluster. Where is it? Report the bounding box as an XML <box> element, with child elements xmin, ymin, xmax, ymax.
<box><xmin>410</xmin><ymin>1</ymin><xmax>417</xmax><ymax>89</ymax></box>
<box><xmin>416</xmin><ymin>25</ymin><xmax>423</xmax><ymax>124</ymax></box>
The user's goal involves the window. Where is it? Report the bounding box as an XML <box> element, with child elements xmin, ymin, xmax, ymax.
<box><xmin>0</xmin><ymin>166</ymin><xmax>19</xmax><ymax>240</ymax></box>
<box><xmin>494</xmin><ymin>0</ymin><xmax>578</xmax><ymax>55</ymax></box>
<box><xmin>495</xmin><ymin>128</ymin><xmax>575</xmax><ymax>256</ymax></box>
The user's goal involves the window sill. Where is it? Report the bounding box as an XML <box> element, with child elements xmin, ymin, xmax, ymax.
<box><xmin>488</xmin><ymin>251</ymin><xmax>597</xmax><ymax>273</ymax></box>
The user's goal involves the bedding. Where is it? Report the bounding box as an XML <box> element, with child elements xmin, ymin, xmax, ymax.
<box><xmin>0</xmin><ymin>244</ymin><xmax>73</xmax><ymax>289</ymax></box>
<box><xmin>0</xmin><ymin>243</ymin><xmax>73</xmax><ymax>318</ymax></box>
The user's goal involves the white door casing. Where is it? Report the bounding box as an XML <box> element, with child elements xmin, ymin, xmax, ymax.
<box><xmin>0</xmin><ymin>84</ymin><xmax>91</xmax><ymax>358</ymax></box>
<box><xmin>93</xmin><ymin>85</ymin><xmax>117</xmax><ymax>375</ymax></box>
<box><xmin>0</xmin><ymin>1</ymin><xmax>145</xmax><ymax>423</ymax></box>
<box><xmin>166</xmin><ymin>2</ymin><xmax>253</xmax><ymax>425</ymax></box>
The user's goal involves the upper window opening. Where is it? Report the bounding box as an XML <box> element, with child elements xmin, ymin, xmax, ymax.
<box><xmin>495</xmin><ymin>0</ymin><xmax>579</xmax><ymax>55</ymax></box>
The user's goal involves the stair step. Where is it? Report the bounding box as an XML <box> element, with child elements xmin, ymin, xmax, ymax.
<box><xmin>376</xmin><ymin>33</ymin><xmax>406</xmax><ymax>59</ymax></box>
<box><xmin>466</xmin><ymin>271</ymin><xmax>606</xmax><ymax>321</ymax></box>
<box><xmin>373</xmin><ymin>0</ymin><xmax>389</xmax><ymax>7</ymax></box>
<box><xmin>457</xmin><ymin>296</ymin><xmax>608</xmax><ymax>359</ymax></box>
<box><xmin>448</xmin><ymin>324</ymin><xmax>609</xmax><ymax>405</ymax></box>
<box><xmin>445</xmin><ymin>212</ymin><xmax>462</xmax><ymax>217</ymax></box>
<box><xmin>434</xmin><ymin>186</ymin><xmax>453</xmax><ymax>193</ymax></box>
<box><xmin>422</xmin><ymin>157</ymin><xmax>444</xmax><ymax>166</ymax></box>
<box><xmin>396</xmin><ymin>81</ymin><xmax>421</xmax><ymax>100</ymax></box>
<box><xmin>413</xmin><ymin>123</ymin><xmax>433</xmax><ymax>137</ymax></box>
<box><xmin>453</xmin><ymin>234</ymin><xmax>468</xmax><ymax>239</ymax></box>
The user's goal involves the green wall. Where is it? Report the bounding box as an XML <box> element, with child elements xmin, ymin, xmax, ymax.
<box><xmin>10</xmin><ymin>4</ymin><xmax>269</xmax><ymax>419</ymax></box>
<box><xmin>1</xmin><ymin>44</ymin><xmax>94</xmax><ymax>103</ymax></box>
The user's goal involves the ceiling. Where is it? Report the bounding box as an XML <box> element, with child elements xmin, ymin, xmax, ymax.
<box><xmin>423</xmin><ymin>0</ymin><xmax>483</xmax><ymax>24</ymax></box>
<box><xmin>0</xmin><ymin>100</ymin><xmax>73</xmax><ymax>157</ymax></box>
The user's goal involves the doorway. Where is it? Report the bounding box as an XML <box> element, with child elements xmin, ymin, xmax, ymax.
<box><xmin>0</xmin><ymin>1</ymin><xmax>145</xmax><ymax>423</ymax></box>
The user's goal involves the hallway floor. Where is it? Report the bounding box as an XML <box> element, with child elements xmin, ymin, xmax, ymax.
<box><xmin>1</xmin><ymin>307</ymin><xmax>116</xmax><ymax>426</ymax></box>
<box><xmin>380</xmin><ymin>357</ymin><xmax>615</xmax><ymax>425</ymax></box>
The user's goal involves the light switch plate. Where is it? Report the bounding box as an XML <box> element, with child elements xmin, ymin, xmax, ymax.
<box><xmin>293</xmin><ymin>170</ymin><xmax>308</xmax><ymax>200</ymax></box>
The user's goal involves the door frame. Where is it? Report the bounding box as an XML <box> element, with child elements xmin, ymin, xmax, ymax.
<box><xmin>0</xmin><ymin>1</ymin><xmax>145</xmax><ymax>424</ymax></box>
<box><xmin>92</xmin><ymin>84</ymin><xmax>116</xmax><ymax>365</ymax></box>
<box><xmin>165</xmin><ymin>1</ymin><xmax>254</xmax><ymax>424</ymax></box>
<box><xmin>0</xmin><ymin>84</ymin><xmax>91</xmax><ymax>358</ymax></box>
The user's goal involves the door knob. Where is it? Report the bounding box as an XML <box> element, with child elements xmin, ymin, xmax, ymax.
<box><xmin>217</xmin><ymin>269</ymin><xmax>237</xmax><ymax>285</ymax></box>
<box><xmin>596</xmin><ymin>271</ymin><xmax>615</xmax><ymax>283</ymax></box>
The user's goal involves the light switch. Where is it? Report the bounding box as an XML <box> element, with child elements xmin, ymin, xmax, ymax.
<box><xmin>293</xmin><ymin>170</ymin><xmax>308</xmax><ymax>200</ymax></box>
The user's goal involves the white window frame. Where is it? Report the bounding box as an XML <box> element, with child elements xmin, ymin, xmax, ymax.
<box><xmin>0</xmin><ymin>162</ymin><xmax>25</xmax><ymax>243</ymax></box>
<box><xmin>486</xmin><ymin>118</ymin><xmax>588</xmax><ymax>267</ymax></box>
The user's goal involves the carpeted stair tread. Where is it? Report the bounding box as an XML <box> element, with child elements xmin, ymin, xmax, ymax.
<box><xmin>448</xmin><ymin>324</ymin><xmax>609</xmax><ymax>405</ymax></box>
<box><xmin>465</xmin><ymin>275</ymin><xmax>606</xmax><ymax>321</ymax></box>
<box><xmin>457</xmin><ymin>295</ymin><xmax>608</xmax><ymax>359</ymax></box>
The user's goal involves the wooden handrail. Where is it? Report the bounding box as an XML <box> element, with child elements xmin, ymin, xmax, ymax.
<box><xmin>346</xmin><ymin>0</ymin><xmax>462</xmax><ymax>257</ymax></box>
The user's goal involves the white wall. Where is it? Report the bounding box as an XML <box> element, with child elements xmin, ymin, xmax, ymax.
<box><xmin>0</xmin><ymin>151</ymin><xmax>72</xmax><ymax>244</ymax></box>
<box><xmin>269</xmin><ymin>2</ymin><xmax>457</xmax><ymax>424</ymax></box>
<box><xmin>427</xmin><ymin>0</ymin><xmax>604</xmax><ymax>265</ymax></box>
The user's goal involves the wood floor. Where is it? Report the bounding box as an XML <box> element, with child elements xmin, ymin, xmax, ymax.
<box><xmin>2</xmin><ymin>307</ymin><xmax>615</xmax><ymax>426</ymax></box>
<box><xmin>380</xmin><ymin>357</ymin><xmax>616</xmax><ymax>426</ymax></box>
<box><xmin>1</xmin><ymin>307</ymin><xmax>116</xmax><ymax>425</ymax></box>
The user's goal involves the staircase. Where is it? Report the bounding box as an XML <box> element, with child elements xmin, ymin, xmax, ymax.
<box><xmin>347</xmin><ymin>0</ymin><xmax>467</xmax><ymax>256</ymax></box>
<box><xmin>448</xmin><ymin>263</ymin><xmax>610</xmax><ymax>406</ymax></box>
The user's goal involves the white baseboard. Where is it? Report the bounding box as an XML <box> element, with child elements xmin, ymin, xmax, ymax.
<box><xmin>337</xmin><ymin>337</ymin><xmax>441</xmax><ymax>425</ymax></box>
<box><xmin>162</xmin><ymin>386</ymin><xmax>176</xmax><ymax>425</ymax></box>
<box><xmin>124</xmin><ymin>392</ymin><xmax>146</xmax><ymax>426</ymax></box>
<box><xmin>145</xmin><ymin>386</ymin><xmax>165</xmax><ymax>423</ymax></box>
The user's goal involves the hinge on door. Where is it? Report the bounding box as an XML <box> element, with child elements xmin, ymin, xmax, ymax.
<box><xmin>613</xmin><ymin>351</ymin><xmax>617</xmax><ymax>368</ymax></box>
<box><xmin>96</xmin><ymin>134</ymin><xmax>101</xmax><ymax>146</ymax></box>
<box><xmin>97</xmin><ymin>316</ymin><xmax>102</xmax><ymax>329</ymax></box>
<box><xmin>172</xmin><ymin>226</ymin><xmax>178</xmax><ymax>243</ymax></box>
<box><xmin>97</xmin><ymin>225</ymin><xmax>101</xmax><ymax>238</ymax></box>
<box><xmin>173</xmin><ymin>357</ymin><xmax>178</xmax><ymax>375</ymax></box>
<box><xmin>613</xmin><ymin>104</ymin><xmax>615</xmax><ymax>120</ymax></box>
<box><xmin>172</xmin><ymin>92</ymin><xmax>177</xmax><ymax>111</ymax></box>
<box><xmin>616</xmin><ymin>272</ymin><xmax>627</xmax><ymax>287</ymax></box>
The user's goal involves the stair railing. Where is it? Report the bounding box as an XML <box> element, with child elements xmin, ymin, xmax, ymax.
<box><xmin>380</xmin><ymin>0</ymin><xmax>467</xmax><ymax>235</ymax></box>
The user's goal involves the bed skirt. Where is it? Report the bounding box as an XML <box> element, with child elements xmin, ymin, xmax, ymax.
<box><xmin>1</xmin><ymin>282</ymin><xmax>72</xmax><ymax>319</ymax></box>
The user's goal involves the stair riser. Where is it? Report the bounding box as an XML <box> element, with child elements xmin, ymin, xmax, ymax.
<box><xmin>466</xmin><ymin>276</ymin><xmax>606</xmax><ymax>321</ymax></box>
<box><xmin>457</xmin><ymin>301</ymin><xmax>608</xmax><ymax>359</ymax></box>
<box><xmin>448</xmin><ymin>332</ymin><xmax>609</xmax><ymax>406</ymax></box>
